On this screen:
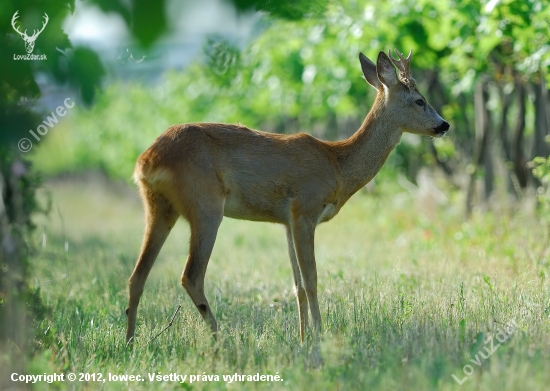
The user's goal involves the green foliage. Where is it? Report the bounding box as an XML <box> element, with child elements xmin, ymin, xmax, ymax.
<box><xmin>204</xmin><ymin>36</ymin><xmax>241</xmax><ymax>86</ymax></box>
<box><xmin>30</xmin><ymin>0</ymin><xmax>549</xmax><ymax>182</ymax></box>
<box><xmin>232</xmin><ymin>0</ymin><xmax>330</xmax><ymax>20</ymax></box>
<box><xmin>531</xmin><ymin>156</ymin><xmax>550</xmax><ymax>184</ymax></box>
<box><xmin>531</xmin><ymin>156</ymin><xmax>550</xmax><ymax>220</ymax></box>
<box><xmin>0</xmin><ymin>0</ymin><xmax>106</xmax><ymax>148</ymax></box>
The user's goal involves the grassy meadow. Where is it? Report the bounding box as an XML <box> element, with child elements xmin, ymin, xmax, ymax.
<box><xmin>26</xmin><ymin>173</ymin><xmax>549</xmax><ymax>390</ymax></box>
<box><xmin>20</xmin><ymin>176</ymin><xmax>550</xmax><ymax>390</ymax></box>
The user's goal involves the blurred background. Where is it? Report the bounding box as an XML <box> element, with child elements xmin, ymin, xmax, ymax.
<box><xmin>1</xmin><ymin>0</ymin><xmax>549</xmax><ymax>382</ymax></box>
<box><xmin>3</xmin><ymin>0</ymin><xmax>549</xmax><ymax>207</ymax></box>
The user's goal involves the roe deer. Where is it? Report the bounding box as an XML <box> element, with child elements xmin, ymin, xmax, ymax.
<box><xmin>125</xmin><ymin>49</ymin><xmax>449</xmax><ymax>344</ymax></box>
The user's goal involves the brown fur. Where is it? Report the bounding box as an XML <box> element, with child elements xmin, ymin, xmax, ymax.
<box><xmin>125</xmin><ymin>50</ymin><xmax>449</xmax><ymax>344</ymax></box>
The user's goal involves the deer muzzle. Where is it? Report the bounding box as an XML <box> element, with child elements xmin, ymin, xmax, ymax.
<box><xmin>434</xmin><ymin>121</ymin><xmax>450</xmax><ymax>136</ymax></box>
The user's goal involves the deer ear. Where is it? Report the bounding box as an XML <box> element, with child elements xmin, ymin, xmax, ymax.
<box><xmin>376</xmin><ymin>51</ymin><xmax>398</xmax><ymax>88</ymax></box>
<box><xmin>359</xmin><ymin>53</ymin><xmax>380</xmax><ymax>89</ymax></box>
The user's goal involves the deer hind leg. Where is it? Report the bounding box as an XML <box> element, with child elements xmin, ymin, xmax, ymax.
<box><xmin>171</xmin><ymin>175</ymin><xmax>224</xmax><ymax>338</ymax></box>
<box><xmin>291</xmin><ymin>214</ymin><xmax>322</xmax><ymax>339</ymax></box>
<box><xmin>180</xmin><ymin>210</ymin><xmax>223</xmax><ymax>337</ymax></box>
<box><xmin>126</xmin><ymin>185</ymin><xmax>178</xmax><ymax>343</ymax></box>
<box><xmin>286</xmin><ymin>225</ymin><xmax>309</xmax><ymax>342</ymax></box>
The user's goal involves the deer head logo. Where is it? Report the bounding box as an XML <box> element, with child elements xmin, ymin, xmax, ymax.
<box><xmin>11</xmin><ymin>11</ymin><xmax>49</xmax><ymax>54</ymax></box>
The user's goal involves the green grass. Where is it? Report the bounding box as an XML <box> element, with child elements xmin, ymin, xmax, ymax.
<box><xmin>22</xmin><ymin>175</ymin><xmax>550</xmax><ymax>390</ymax></box>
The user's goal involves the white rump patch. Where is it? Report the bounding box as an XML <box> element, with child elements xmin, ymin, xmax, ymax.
<box><xmin>134</xmin><ymin>165</ymin><xmax>173</xmax><ymax>185</ymax></box>
<box><xmin>147</xmin><ymin>167</ymin><xmax>173</xmax><ymax>184</ymax></box>
<box><xmin>317</xmin><ymin>203</ymin><xmax>337</xmax><ymax>224</ymax></box>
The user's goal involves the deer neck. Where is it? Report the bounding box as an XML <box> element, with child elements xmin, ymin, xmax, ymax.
<box><xmin>336</xmin><ymin>93</ymin><xmax>403</xmax><ymax>197</ymax></box>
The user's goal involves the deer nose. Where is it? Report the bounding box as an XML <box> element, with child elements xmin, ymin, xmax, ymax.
<box><xmin>434</xmin><ymin>121</ymin><xmax>449</xmax><ymax>135</ymax></box>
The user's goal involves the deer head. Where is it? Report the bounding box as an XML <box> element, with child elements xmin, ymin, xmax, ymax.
<box><xmin>359</xmin><ymin>49</ymin><xmax>449</xmax><ymax>137</ymax></box>
<box><xmin>11</xmin><ymin>11</ymin><xmax>49</xmax><ymax>54</ymax></box>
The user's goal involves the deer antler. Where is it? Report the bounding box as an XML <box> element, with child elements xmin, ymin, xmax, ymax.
<box><xmin>388</xmin><ymin>49</ymin><xmax>414</xmax><ymax>84</ymax></box>
<box><xmin>30</xmin><ymin>13</ymin><xmax>49</xmax><ymax>39</ymax></box>
<box><xmin>11</xmin><ymin>11</ymin><xmax>28</xmax><ymax>39</ymax></box>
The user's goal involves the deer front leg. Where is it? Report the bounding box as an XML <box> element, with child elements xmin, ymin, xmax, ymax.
<box><xmin>290</xmin><ymin>215</ymin><xmax>322</xmax><ymax>339</ymax></box>
<box><xmin>285</xmin><ymin>225</ymin><xmax>309</xmax><ymax>342</ymax></box>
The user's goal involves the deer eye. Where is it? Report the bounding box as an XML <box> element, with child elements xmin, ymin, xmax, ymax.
<box><xmin>415</xmin><ymin>99</ymin><xmax>425</xmax><ymax>107</ymax></box>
